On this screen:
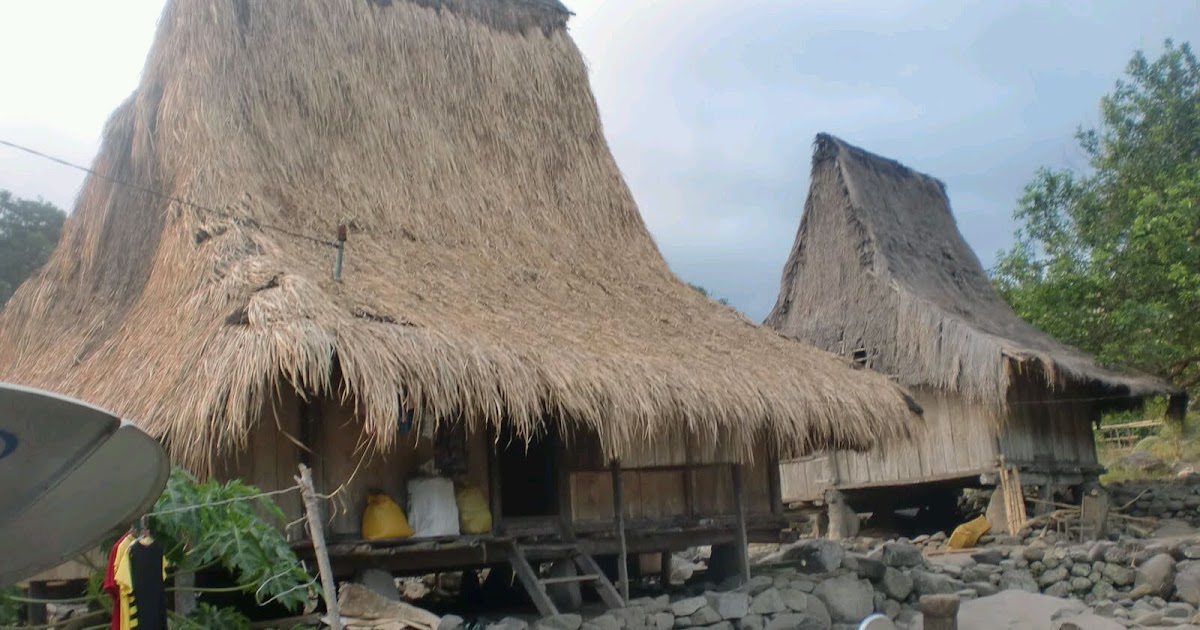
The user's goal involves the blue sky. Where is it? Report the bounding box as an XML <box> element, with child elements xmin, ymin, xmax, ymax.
<box><xmin>1</xmin><ymin>1</ymin><xmax>1197</xmax><ymax>319</ymax></box>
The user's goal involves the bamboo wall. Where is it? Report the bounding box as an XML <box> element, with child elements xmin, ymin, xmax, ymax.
<box><xmin>779</xmin><ymin>382</ymin><xmax>1100</xmax><ymax>504</ymax></box>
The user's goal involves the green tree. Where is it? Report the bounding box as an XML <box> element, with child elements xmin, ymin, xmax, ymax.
<box><xmin>687</xmin><ymin>282</ymin><xmax>731</xmax><ymax>306</ymax></box>
<box><xmin>0</xmin><ymin>190</ymin><xmax>66</xmax><ymax>306</ymax></box>
<box><xmin>992</xmin><ymin>40</ymin><xmax>1200</xmax><ymax>395</ymax></box>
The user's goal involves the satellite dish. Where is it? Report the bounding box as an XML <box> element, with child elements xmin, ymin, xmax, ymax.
<box><xmin>0</xmin><ymin>383</ymin><xmax>169</xmax><ymax>587</ymax></box>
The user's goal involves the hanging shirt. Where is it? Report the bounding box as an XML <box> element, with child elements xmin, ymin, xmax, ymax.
<box><xmin>102</xmin><ymin>533</ymin><xmax>135</xmax><ymax>630</ymax></box>
<box><xmin>128</xmin><ymin>539</ymin><xmax>168</xmax><ymax>630</ymax></box>
<box><xmin>113</xmin><ymin>537</ymin><xmax>137</xmax><ymax>630</ymax></box>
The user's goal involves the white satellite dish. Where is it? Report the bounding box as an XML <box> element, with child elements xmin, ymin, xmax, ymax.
<box><xmin>0</xmin><ymin>383</ymin><xmax>169</xmax><ymax>587</ymax></box>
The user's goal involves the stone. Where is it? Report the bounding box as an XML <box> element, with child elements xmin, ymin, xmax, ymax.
<box><xmin>1104</xmin><ymin>546</ymin><xmax>1131</xmax><ymax>565</ymax></box>
<box><xmin>961</xmin><ymin>565</ymin><xmax>997</xmax><ymax>584</ymax></box>
<box><xmin>813</xmin><ymin>575</ymin><xmax>874</xmax><ymax>623</ymax></box>
<box><xmin>489</xmin><ymin>618</ymin><xmax>530</xmax><ymax>630</ymax></box>
<box><xmin>547</xmin><ymin>561</ymin><xmax>584</xmax><ymax>612</ymax></box>
<box><xmin>1088</xmin><ymin>542</ymin><xmax>1115</xmax><ymax>563</ymax></box>
<box><xmin>736</xmin><ymin>616</ymin><xmax>764</xmax><ymax>630</ymax></box>
<box><xmin>749</xmin><ymin>589</ymin><xmax>786</xmax><ymax>616</ymax></box>
<box><xmin>1071</xmin><ymin>576</ymin><xmax>1094</xmax><ymax>593</ymax></box>
<box><xmin>999</xmin><ymin>570</ymin><xmax>1039</xmax><ymax>593</ymax></box>
<box><xmin>1044</xmin><ymin>582</ymin><xmax>1072</xmax><ymax>598</ymax></box>
<box><xmin>968</xmin><ymin>582</ymin><xmax>999</xmax><ymax>597</ymax></box>
<box><xmin>1023</xmin><ymin>546</ymin><xmax>1046</xmax><ymax>562</ymax></box>
<box><xmin>910</xmin><ymin>571</ymin><xmax>963</xmax><ymax>597</ymax></box>
<box><xmin>698</xmin><ymin>623</ymin><xmax>733</xmax><ymax>630</ymax></box>
<box><xmin>1102</xmin><ymin>563</ymin><xmax>1135</xmax><ymax>587</ymax></box>
<box><xmin>1175</xmin><ymin>563</ymin><xmax>1200</xmax><ymax>606</ymax></box>
<box><xmin>1092</xmin><ymin>581</ymin><xmax>1116</xmax><ymax>601</ymax></box>
<box><xmin>763</xmin><ymin>614</ymin><xmax>825</xmax><ymax>630</ymax></box>
<box><xmin>672</xmin><ymin>597</ymin><xmax>708</xmax><ymax>617</ymax></box>
<box><xmin>774</xmin><ymin>539</ymin><xmax>845</xmax><ymax>575</ymax></box>
<box><xmin>743</xmin><ymin>576</ymin><xmax>775</xmax><ymax>597</ymax></box>
<box><xmin>881</xmin><ymin>599</ymin><xmax>901</xmax><ymax>620</ymax></box>
<box><xmin>876</xmin><ymin>543</ymin><xmax>926</xmax><ymax>569</ymax></box>
<box><xmin>706</xmin><ymin>593</ymin><xmax>751</xmax><ymax>621</ymax></box>
<box><xmin>537</xmin><ymin>615</ymin><xmax>583</xmax><ymax>630</ymax></box>
<box><xmin>1071</xmin><ymin>564</ymin><xmax>1092</xmax><ymax>577</ymax></box>
<box><xmin>1165</xmin><ymin>603</ymin><xmax>1195</xmax><ymax>619</ymax></box>
<box><xmin>1134</xmin><ymin>554</ymin><xmax>1177</xmax><ymax>599</ymax></box>
<box><xmin>651</xmin><ymin>613</ymin><xmax>674</xmax><ymax>630</ymax></box>
<box><xmin>1132</xmin><ymin>611</ymin><xmax>1165</xmax><ymax>626</ymax></box>
<box><xmin>587</xmin><ymin>615</ymin><xmax>622</xmax><ymax>630</ymax></box>
<box><xmin>689</xmin><ymin>606</ymin><xmax>722</xmax><ymax>626</ymax></box>
<box><xmin>439</xmin><ymin>615</ymin><xmax>465</xmax><ymax>630</ymax></box>
<box><xmin>1039</xmin><ymin>566</ymin><xmax>1070</xmax><ymax>588</ymax></box>
<box><xmin>971</xmin><ymin>550</ymin><xmax>1006</xmax><ymax>565</ymax></box>
<box><xmin>879</xmin><ymin>568</ymin><xmax>913</xmax><ymax>601</ymax></box>
<box><xmin>791</xmin><ymin>579</ymin><xmax>816</xmax><ymax>593</ymax></box>
<box><xmin>851</xmin><ymin>555</ymin><xmax>886</xmax><ymax>581</ymax></box>
<box><xmin>1055</xmin><ymin>613</ymin><xmax>1125</xmax><ymax>630</ymax></box>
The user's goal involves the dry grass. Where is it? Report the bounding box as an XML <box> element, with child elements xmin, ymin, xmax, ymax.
<box><xmin>0</xmin><ymin>1</ymin><xmax>920</xmax><ymax>474</ymax></box>
<box><xmin>766</xmin><ymin>133</ymin><xmax>1181</xmax><ymax>420</ymax></box>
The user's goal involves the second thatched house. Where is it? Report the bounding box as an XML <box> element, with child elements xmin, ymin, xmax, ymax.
<box><xmin>766</xmin><ymin>134</ymin><xmax>1184</xmax><ymax>527</ymax></box>
<box><xmin>0</xmin><ymin>2</ymin><xmax>921</xmax><ymax>606</ymax></box>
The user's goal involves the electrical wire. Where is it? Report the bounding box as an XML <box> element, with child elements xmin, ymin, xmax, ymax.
<box><xmin>0</xmin><ymin>138</ymin><xmax>339</xmax><ymax>248</ymax></box>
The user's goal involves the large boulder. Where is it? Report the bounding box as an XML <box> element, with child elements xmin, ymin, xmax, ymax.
<box><xmin>874</xmin><ymin>543</ymin><xmax>926</xmax><ymax>569</ymax></box>
<box><xmin>779</xmin><ymin>590</ymin><xmax>831</xmax><ymax>627</ymax></box>
<box><xmin>1101</xmin><ymin>563</ymin><xmax>1135</xmax><ymax>587</ymax></box>
<box><xmin>706</xmin><ymin>592</ymin><xmax>751</xmax><ymax>620</ymax></box>
<box><xmin>1174</xmin><ymin>563</ymin><xmax>1200</xmax><ymax>606</ymax></box>
<box><xmin>1132</xmin><ymin>553</ymin><xmax>1176</xmax><ymax>599</ymax></box>
<box><xmin>910</xmin><ymin>571</ymin><xmax>964</xmax><ymax>597</ymax></box>
<box><xmin>748</xmin><ymin>589</ymin><xmax>787</xmax><ymax>616</ymax></box>
<box><xmin>879</xmin><ymin>568</ymin><xmax>913</xmax><ymax>601</ymax></box>
<box><xmin>813</xmin><ymin>575</ymin><xmax>874</xmax><ymax>623</ymax></box>
<box><xmin>771</xmin><ymin>539</ymin><xmax>845</xmax><ymax>574</ymax></box>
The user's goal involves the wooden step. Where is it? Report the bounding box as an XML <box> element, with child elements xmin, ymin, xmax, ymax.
<box><xmin>540</xmin><ymin>574</ymin><xmax>599</xmax><ymax>585</ymax></box>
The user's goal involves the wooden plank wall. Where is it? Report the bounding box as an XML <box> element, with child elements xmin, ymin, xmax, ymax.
<box><xmin>778</xmin><ymin>388</ymin><xmax>999</xmax><ymax>503</ymax></box>
<box><xmin>1000</xmin><ymin>373</ymin><xmax>1100</xmax><ymax>468</ymax></box>
<box><xmin>567</xmin><ymin>433</ymin><xmax>773</xmax><ymax>525</ymax></box>
<box><xmin>211</xmin><ymin>388</ymin><xmax>305</xmax><ymax>524</ymax></box>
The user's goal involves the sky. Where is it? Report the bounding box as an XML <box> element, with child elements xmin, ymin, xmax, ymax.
<box><xmin>1</xmin><ymin>1</ymin><xmax>1197</xmax><ymax>320</ymax></box>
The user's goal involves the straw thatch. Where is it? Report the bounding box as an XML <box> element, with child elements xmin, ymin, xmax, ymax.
<box><xmin>766</xmin><ymin>134</ymin><xmax>1183</xmax><ymax>419</ymax></box>
<box><xmin>0</xmin><ymin>3</ymin><xmax>920</xmax><ymax>474</ymax></box>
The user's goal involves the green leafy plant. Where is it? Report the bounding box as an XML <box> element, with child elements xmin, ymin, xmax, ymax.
<box><xmin>148</xmin><ymin>468</ymin><xmax>317</xmax><ymax>612</ymax></box>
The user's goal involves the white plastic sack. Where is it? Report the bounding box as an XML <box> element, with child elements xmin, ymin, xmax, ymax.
<box><xmin>406</xmin><ymin>476</ymin><xmax>460</xmax><ymax>538</ymax></box>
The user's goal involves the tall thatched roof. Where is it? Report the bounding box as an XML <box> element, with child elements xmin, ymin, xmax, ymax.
<box><xmin>766</xmin><ymin>133</ymin><xmax>1183</xmax><ymax>418</ymax></box>
<box><xmin>0</xmin><ymin>3</ymin><xmax>920</xmax><ymax>473</ymax></box>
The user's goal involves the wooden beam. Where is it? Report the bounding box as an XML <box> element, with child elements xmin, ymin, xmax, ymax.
<box><xmin>507</xmin><ymin>544</ymin><xmax>558</xmax><ymax>617</ymax></box>
<box><xmin>610</xmin><ymin>460</ymin><xmax>630</xmax><ymax>600</ymax></box>
<box><xmin>297</xmin><ymin>464</ymin><xmax>342</xmax><ymax>630</ymax></box>
<box><xmin>730</xmin><ymin>464</ymin><xmax>751</xmax><ymax>584</ymax></box>
<box><xmin>767</xmin><ymin>453</ymin><xmax>784</xmax><ymax>516</ymax></box>
<box><xmin>488</xmin><ymin>428</ymin><xmax>503</xmax><ymax>535</ymax></box>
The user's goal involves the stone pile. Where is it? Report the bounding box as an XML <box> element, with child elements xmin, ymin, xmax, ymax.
<box><xmin>1109</xmin><ymin>479</ymin><xmax>1200</xmax><ymax>527</ymax></box>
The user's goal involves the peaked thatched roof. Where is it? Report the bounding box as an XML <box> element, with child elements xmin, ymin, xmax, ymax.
<box><xmin>0</xmin><ymin>3</ymin><xmax>920</xmax><ymax>473</ymax></box>
<box><xmin>766</xmin><ymin>134</ymin><xmax>1183</xmax><ymax>417</ymax></box>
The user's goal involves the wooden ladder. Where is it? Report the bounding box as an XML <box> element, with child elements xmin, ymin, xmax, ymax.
<box><xmin>507</xmin><ymin>541</ymin><xmax>625</xmax><ymax>616</ymax></box>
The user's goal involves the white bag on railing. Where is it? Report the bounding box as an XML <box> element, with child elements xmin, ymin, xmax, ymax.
<box><xmin>406</xmin><ymin>476</ymin><xmax>460</xmax><ymax>537</ymax></box>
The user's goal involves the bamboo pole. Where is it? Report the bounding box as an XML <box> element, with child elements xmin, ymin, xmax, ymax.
<box><xmin>297</xmin><ymin>464</ymin><xmax>342</xmax><ymax>630</ymax></box>
<box><xmin>610</xmin><ymin>461</ymin><xmax>629</xmax><ymax>601</ymax></box>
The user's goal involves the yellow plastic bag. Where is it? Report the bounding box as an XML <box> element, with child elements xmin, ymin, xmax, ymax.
<box><xmin>362</xmin><ymin>491</ymin><xmax>414</xmax><ymax>540</ymax></box>
<box><xmin>946</xmin><ymin>515</ymin><xmax>991</xmax><ymax>550</ymax></box>
<box><xmin>455</xmin><ymin>484</ymin><xmax>493</xmax><ymax>534</ymax></box>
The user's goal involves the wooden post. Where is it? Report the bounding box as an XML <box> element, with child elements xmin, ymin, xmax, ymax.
<box><xmin>731</xmin><ymin>464</ymin><xmax>751</xmax><ymax>584</ymax></box>
<box><xmin>767</xmin><ymin>454</ymin><xmax>784</xmax><ymax>516</ymax></box>
<box><xmin>610</xmin><ymin>460</ymin><xmax>629</xmax><ymax>600</ymax></box>
<box><xmin>297</xmin><ymin>464</ymin><xmax>342</xmax><ymax>630</ymax></box>
<box><xmin>488</xmin><ymin>429</ymin><xmax>503</xmax><ymax>535</ymax></box>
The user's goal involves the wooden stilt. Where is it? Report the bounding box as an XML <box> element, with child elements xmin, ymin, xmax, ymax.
<box><xmin>731</xmin><ymin>464</ymin><xmax>751</xmax><ymax>584</ymax></box>
<box><xmin>610</xmin><ymin>461</ymin><xmax>630</xmax><ymax>600</ymax></box>
<box><xmin>297</xmin><ymin>464</ymin><xmax>342</xmax><ymax>630</ymax></box>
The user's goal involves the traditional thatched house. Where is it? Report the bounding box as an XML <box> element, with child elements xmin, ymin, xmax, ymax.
<box><xmin>0</xmin><ymin>3</ymin><xmax>921</xmax><ymax>606</ymax></box>
<box><xmin>766</xmin><ymin>134</ymin><xmax>1184</xmax><ymax>524</ymax></box>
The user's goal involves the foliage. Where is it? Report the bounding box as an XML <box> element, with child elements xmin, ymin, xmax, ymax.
<box><xmin>149</xmin><ymin>468</ymin><xmax>316</xmax><ymax>613</ymax></box>
<box><xmin>0</xmin><ymin>586</ymin><xmax>21</xmax><ymax>626</ymax></box>
<box><xmin>687</xmin><ymin>282</ymin><xmax>731</xmax><ymax>306</ymax></box>
<box><xmin>177</xmin><ymin>603</ymin><xmax>254</xmax><ymax>630</ymax></box>
<box><xmin>992</xmin><ymin>40</ymin><xmax>1200</xmax><ymax>396</ymax></box>
<box><xmin>0</xmin><ymin>189</ymin><xmax>65</xmax><ymax>307</ymax></box>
